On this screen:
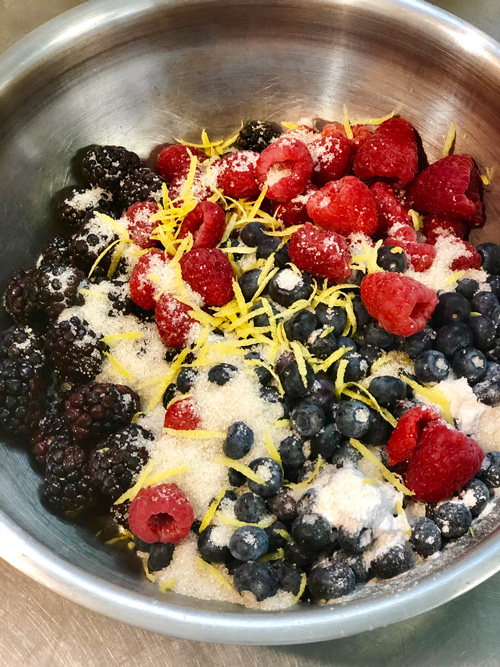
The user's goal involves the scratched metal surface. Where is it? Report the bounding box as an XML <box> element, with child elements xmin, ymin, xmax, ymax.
<box><xmin>0</xmin><ymin>0</ymin><xmax>500</xmax><ymax>664</ymax></box>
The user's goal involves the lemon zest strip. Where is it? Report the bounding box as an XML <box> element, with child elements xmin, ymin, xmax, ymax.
<box><xmin>163</xmin><ymin>428</ymin><xmax>226</xmax><ymax>439</ymax></box>
<box><xmin>343</xmin><ymin>104</ymin><xmax>354</xmax><ymax>140</ymax></box>
<box><xmin>442</xmin><ymin>121</ymin><xmax>457</xmax><ymax>158</ymax></box>
<box><xmin>103</xmin><ymin>351</ymin><xmax>134</xmax><ymax>381</ymax></box>
<box><xmin>199</xmin><ymin>487</ymin><xmax>227</xmax><ymax>533</ymax></box>
<box><xmin>214</xmin><ymin>457</ymin><xmax>266</xmax><ymax>485</ymax></box>
<box><xmin>349</xmin><ymin>439</ymin><xmax>414</xmax><ymax>496</ymax></box>
<box><xmin>400</xmin><ymin>375</ymin><xmax>453</xmax><ymax>424</ymax></box>
<box><xmin>114</xmin><ymin>460</ymin><xmax>155</xmax><ymax>505</ymax></box>
<box><xmin>195</xmin><ymin>557</ymin><xmax>233</xmax><ymax>591</ymax></box>
<box><xmin>286</xmin><ymin>456</ymin><xmax>324</xmax><ymax>488</ymax></box>
<box><xmin>100</xmin><ymin>332</ymin><xmax>144</xmax><ymax>343</ymax></box>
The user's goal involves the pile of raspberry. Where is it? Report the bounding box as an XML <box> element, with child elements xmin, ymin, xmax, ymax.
<box><xmin>2</xmin><ymin>115</ymin><xmax>500</xmax><ymax>608</ymax></box>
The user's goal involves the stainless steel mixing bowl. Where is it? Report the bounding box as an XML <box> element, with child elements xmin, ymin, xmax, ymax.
<box><xmin>1</xmin><ymin>0</ymin><xmax>500</xmax><ymax>645</ymax></box>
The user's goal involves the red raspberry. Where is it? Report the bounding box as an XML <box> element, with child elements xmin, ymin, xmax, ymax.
<box><xmin>156</xmin><ymin>144</ymin><xmax>207</xmax><ymax>181</ymax></box>
<box><xmin>405</xmin><ymin>420</ymin><xmax>484</xmax><ymax>502</ymax></box>
<box><xmin>180</xmin><ymin>248</ymin><xmax>234</xmax><ymax>306</ymax></box>
<box><xmin>274</xmin><ymin>185</ymin><xmax>317</xmax><ymax>227</ymax></box>
<box><xmin>129</xmin><ymin>249</ymin><xmax>168</xmax><ymax>310</ymax></box>
<box><xmin>128</xmin><ymin>482</ymin><xmax>194</xmax><ymax>544</ymax></box>
<box><xmin>386</xmin><ymin>223</ymin><xmax>417</xmax><ymax>244</ymax></box>
<box><xmin>410</xmin><ymin>154</ymin><xmax>483</xmax><ymax>225</ymax></box>
<box><xmin>353</xmin><ymin>118</ymin><xmax>418</xmax><ymax>185</ymax></box>
<box><xmin>306</xmin><ymin>176</ymin><xmax>378</xmax><ymax>236</ymax></box>
<box><xmin>423</xmin><ymin>214</ymin><xmax>467</xmax><ymax>245</ymax></box>
<box><xmin>168</xmin><ymin>173</ymin><xmax>212</xmax><ymax>203</ymax></box>
<box><xmin>156</xmin><ymin>293</ymin><xmax>195</xmax><ymax>348</ymax></box>
<box><xmin>124</xmin><ymin>201</ymin><xmax>161</xmax><ymax>249</ymax></box>
<box><xmin>164</xmin><ymin>397</ymin><xmax>201</xmax><ymax>431</ymax></box>
<box><xmin>449</xmin><ymin>239</ymin><xmax>482</xmax><ymax>271</ymax></box>
<box><xmin>322</xmin><ymin>122</ymin><xmax>372</xmax><ymax>154</ymax></box>
<box><xmin>360</xmin><ymin>272</ymin><xmax>438</xmax><ymax>336</ymax></box>
<box><xmin>370</xmin><ymin>182</ymin><xmax>411</xmax><ymax>235</ymax></box>
<box><xmin>384</xmin><ymin>224</ymin><xmax>436</xmax><ymax>272</ymax></box>
<box><xmin>216</xmin><ymin>151</ymin><xmax>260</xmax><ymax>198</ymax></box>
<box><xmin>288</xmin><ymin>222</ymin><xmax>352</xmax><ymax>283</ymax></box>
<box><xmin>309</xmin><ymin>134</ymin><xmax>351</xmax><ymax>186</ymax></box>
<box><xmin>387</xmin><ymin>405</ymin><xmax>442</xmax><ymax>465</ymax></box>
<box><xmin>255</xmin><ymin>137</ymin><xmax>313</xmax><ymax>202</ymax></box>
<box><xmin>178</xmin><ymin>202</ymin><xmax>226</xmax><ymax>248</ymax></box>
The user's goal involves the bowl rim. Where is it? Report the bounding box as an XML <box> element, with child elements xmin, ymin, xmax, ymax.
<box><xmin>1</xmin><ymin>0</ymin><xmax>500</xmax><ymax>645</ymax></box>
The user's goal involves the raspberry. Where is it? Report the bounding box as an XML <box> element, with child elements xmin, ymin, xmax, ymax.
<box><xmin>216</xmin><ymin>151</ymin><xmax>260</xmax><ymax>198</ymax></box>
<box><xmin>164</xmin><ymin>397</ymin><xmax>201</xmax><ymax>430</ymax></box>
<box><xmin>387</xmin><ymin>405</ymin><xmax>441</xmax><ymax>465</ymax></box>
<box><xmin>353</xmin><ymin>118</ymin><xmax>418</xmax><ymax>185</ymax></box>
<box><xmin>178</xmin><ymin>202</ymin><xmax>226</xmax><ymax>248</ymax></box>
<box><xmin>180</xmin><ymin>248</ymin><xmax>234</xmax><ymax>306</ymax></box>
<box><xmin>360</xmin><ymin>272</ymin><xmax>438</xmax><ymax>336</ymax></box>
<box><xmin>274</xmin><ymin>185</ymin><xmax>317</xmax><ymax>227</ymax></box>
<box><xmin>255</xmin><ymin>137</ymin><xmax>313</xmax><ymax>202</ymax></box>
<box><xmin>386</xmin><ymin>223</ymin><xmax>417</xmax><ymax>244</ymax></box>
<box><xmin>156</xmin><ymin>144</ymin><xmax>207</xmax><ymax>181</ymax></box>
<box><xmin>423</xmin><ymin>214</ymin><xmax>467</xmax><ymax>244</ymax></box>
<box><xmin>128</xmin><ymin>482</ymin><xmax>194</xmax><ymax>543</ymax></box>
<box><xmin>124</xmin><ymin>201</ymin><xmax>161</xmax><ymax>249</ymax></box>
<box><xmin>129</xmin><ymin>249</ymin><xmax>168</xmax><ymax>310</ymax></box>
<box><xmin>410</xmin><ymin>154</ymin><xmax>483</xmax><ymax>224</ymax></box>
<box><xmin>322</xmin><ymin>122</ymin><xmax>372</xmax><ymax>154</ymax></box>
<box><xmin>370</xmin><ymin>182</ymin><xmax>411</xmax><ymax>235</ymax></box>
<box><xmin>306</xmin><ymin>176</ymin><xmax>378</xmax><ymax>236</ymax></box>
<box><xmin>155</xmin><ymin>293</ymin><xmax>195</xmax><ymax>348</ymax></box>
<box><xmin>288</xmin><ymin>222</ymin><xmax>352</xmax><ymax>283</ymax></box>
<box><xmin>309</xmin><ymin>134</ymin><xmax>351</xmax><ymax>186</ymax></box>
<box><xmin>384</xmin><ymin>226</ymin><xmax>436</xmax><ymax>272</ymax></box>
<box><xmin>167</xmin><ymin>173</ymin><xmax>212</xmax><ymax>203</ymax></box>
<box><xmin>405</xmin><ymin>420</ymin><xmax>484</xmax><ymax>502</ymax></box>
<box><xmin>449</xmin><ymin>240</ymin><xmax>482</xmax><ymax>271</ymax></box>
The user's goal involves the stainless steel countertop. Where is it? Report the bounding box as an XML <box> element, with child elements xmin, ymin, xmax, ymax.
<box><xmin>1</xmin><ymin>1</ymin><xmax>499</xmax><ymax>664</ymax></box>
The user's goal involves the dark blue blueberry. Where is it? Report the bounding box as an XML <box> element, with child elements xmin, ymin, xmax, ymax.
<box><xmin>368</xmin><ymin>376</ymin><xmax>406</xmax><ymax>407</ymax></box>
<box><xmin>433</xmin><ymin>292</ymin><xmax>470</xmax><ymax>326</ymax></box>
<box><xmin>233</xmin><ymin>562</ymin><xmax>279</xmax><ymax>601</ymax></box>
<box><xmin>208</xmin><ymin>363</ymin><xmax>238</xmax><ymax>386</ymax></box>
<box><xmin>238</xmin><ymin>269</ymin><xmax>262</xmax><ymax>301</ymax></box>
<box><xmin>371</xmin><ymin>543</ymin><xmax>413</xmax><ymax>579</ymax></box>
<box><xmin>315</xmin><ymin>304</ymin><xmax>347</xmax><ymax>334</ymax></box>
<box><xmin>176</xmin><ymin>367</ymin><xmax>198</xmax><ymax>393</ymax></box>
<box><xmin>337</xmin><ymin>526</ymin><xmax>373</xmax><ymax>554</ymax></box>
<box><xmin>134</xmin><ymin>537</ymin><xmax>152</xmax><ymax>552</ymax></box>
<box><xmin>336</xmin><ymin>336</ymin><xmax>357</xmax><ymax>352</ymax></box>
<box><xmin>477</xmin><ymin>242</ymin><xmax>500</xmax><ymax>274</ymax></box>
<box><xmin>229</xmin><ymin>525</ymin><xmax>269</xmax><ymax>561</ymax></box>
<box><xmin>403</xmin><ymin>326</ymin><xmax>435</xmax><ymax>359</ymax></box>
<box><xmin>228</xmin><ymin>467</ymin><xmax>246</xmax><ymax>487</ymax></box>
<box><xmin>490</xmin><ymin>306</ymin><xmax>500</xmax><ymax>333</ymax></box>
<box><xmin>197</xmin><ymin>526</ymin><xmax>231</xmax><ymax>563</ymax></box>
<box><xmin>456</xmin><ymin>278</ymin><xmax>479</xmax><ymax>300</ymax></box>
<box><xmin>268</xmin><ymin>269</ymin><xmax>313</xmax><ymax>307</ymax></box>
<box><xmin>414</xmin><ymin>350</ymin><xmax>450</xmax><ymax>383</ymax></box>
<box><xmin>248</xmin><ymin>457</ymin><xmax>283</xmax><ymax>497</ymax></box>
<box><xmin>471</xmin><ymin>291</ymin><xmax>499</xmax><ymax>317</ymax></box>
<box><xmin>291</xmin><ymin>402</ymin><xmax>325</xmax><ymax>438</ymax></box>
<box><xmin>434</xmin><ymin>322</ymin><xmax>473</xmax><ymax>357</ymax></box>
<box><xmin>332</xmin><ymin>551</ymin><xmax>369</xmax><ymax>583</ymax></box>
<box><xmin>352</xmin><ymin>296</ymin><xmax>372</xmax><ymax>328</ymax></box>
<box><xmin>487</xmin><ymin>342</ymin><xmax>500</xmax><ymax>363</ymax></box>
<box><xmin>308</xmin><ymin>560</ymin><xmax>356</xmax><ymax>600</ymax></box>
<box><xmin>346</xmin><ymin>269</ymin><xmax>366</xmax><ymax>285</ymax></box>
<box><xmin>363</xmin><ymin>411</ymin><xmax>393</xmax><ymax>447</ymax></box>
<box><xmin>283</xmin><ymin>539</ymin><xmax>316</xmax><ymax>569</ymax></box>
<box><xmin>487</xmin><ymin>275</ymin><xmax>500</xmax><ymax>298</ymax></box>
<box><xmin>392</xmin><ymin>398</ymin><xmax>420</xmax><ymax>419</ymax></box>
<box><xmin>296</xmin><ymin>489</ymin><xmax>317</xmax><ymax>515</ymax></box>
<box><xmin>256</xmin><ymin>237</ymin><xmax>290</xmax><ymax>267</ymax></box>
<box><xmin>265</xmin><ymin>520</ymin><xmax>289</xmax><ymax>551</ymax></box>
<box><xmin>240</xmin><ymin>221</ymin><xmax>268</xmax><ymax>246</ymax></box>
<box><xmin>476</xmin><ymin>451</ymin><xmax>500</xmax><ymax>488</ymax></box>
<box><xmin>244</xmin><ymin>350</ymin><xmax>272</xmax><ymax>385</ymax></box>
<box><xmin>335</xmin><ymin>400</ymin><xmax>372</xmax><ymax>438</ymax></box>
<box><xmin>251</xmin><ymin>299</ymin><xmax>279</xmax><ymax>331</ymax></box>
<box><xmin>452</xmin><ymin>346</ymin><xmax>487</xmax><ymax>383</ymax></box>
<box><xmin>267</xmin><ymin>490</ymin><xmax>297</xmax><ymax>523</ymax></box>
<box><xmin>377</xmin><ymin>244</ymin><xmax>408</xmax><ymax>273</ymax></box>
<box><xmin>473</xmin><ymin>367</ymin><xmax>500</xmax><ymax>405</ymax></box>
<box><xmin>331</xmin><ymin>440</ymin><xmax>362</xmax><ymax>468</ymax></box>
<box><xmin>308</xmin><ymin>330</ymin><xmax>337</xmax><ymax>360</ymax></box>
<box><xmin>409</xmin><ymin>518</ymin><xmax>442</xmax><ymax>557</ymax></box>
<box><xmin>455</xmin><ymin>478</ymin><xmax>490</xmax><ymax>517</ymax></box>
<box><xmin>302</xmin><ymin>374</ymin><xmax>335</xmax><ymax>412</ymax></box>
<box><xmin>310</xmin><ymin>423</ymin><xmax>343</xmax><ymax>461</ymax></box>
<box><xmin>162</xmin><ymin>383</ymin><xmax>178</xmax><ymax>409</ymax></box>
<box><xmin>484</xmin><ymin>362</ymin><xmax>500</xmax><ymax>383</ymax></box>
<box><xmin>274</xmin><ymin>561</ymin><xmax>304</xmax><ymax>595</ymax></box>
<box><xmin>284</xmin><ymin>310</ymin><xmax>318</xmax><ymax>342</ymax></box>
<box><xmin>364</xmin><ymin>322</ymin><xmax>395</xmax><ymax>349</ymax></box>
<box><xmin>234</xmin><ymin>493</ymin><xmax>266</xmax><ymax>523</ymax></box>
<box><xmin>279</xmin><ymin>435</ymin><xmax>306</xmax><ymax>469</ymax></box>
<box><xmin>467</xmin><ymin>315</ymin><xmax>496</xmax><ymax>351</ymax></box>
<box><xmin>434</xmin><ymin>501</ymin><xmax>472</xmax><ymax>538</ymax></box>
<box><xmin>259</xmin><ymin>386</ymin><xmax>291</xmax><ymax>418</ymax></box>
<box><xmin>292</xmin><ymin>513</ymin><xmax>334</xmax><ymax>551</ymax></box>
<box><xmin>147</xmin><ymin>542</ymin><xmax>175</xmax><ymax>571</ymax></box>
<box><xmin>224</xmin><ymin>421</ymin><xmax>254</xmax><ymax>459</ymax></box>
<box><xmin>332</xmin><ymin>352</ymin><xmax>369</xmax><ymax>383</ymax></box>
<box><xmin>279</xmin><ymin>360</ymin><xmax>315</xmax><ymax>397</ymax></box>
<box><xmin>359</xmin><ymin>344</ymin><xmax>383</xmax><ymax>366</ymax></box>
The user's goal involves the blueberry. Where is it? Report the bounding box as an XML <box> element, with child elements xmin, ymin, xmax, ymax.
<box><xmin>310</xmin><ymin>423</ymin><xmax>343</xmax><ymax>461</ymax></box>
<box><xmin>176</xmin><ymin>367</ymin><xmax>198</xmax><ymax>393</ymax></box>
<box><xmin>256</xmin><ymin>237</ymin><xmax>290</xmax><ymax>267</ymax></box>
<box><xmin>364</xmin><ymin>322</ymin><xmax>395</xmax><ymax>349</ymax></box>
<box><xmin>315</xmin><ymin>304</ymin><xmax>347</xmax><ymax>334</ymax></box>
<box><xmin>456</xmin><ymin>278</ymin><xmax>479</xmax><ymax>300</ymax></box>
<box><xmin>147</xmin><ymin>542</ymin><xmax>175</xmax><ymax>571</ymax></box>
<box><xmin>377</xmin><ymin>244</ymin><xmax>408</xmax><ymax>272</ymax></box>
<box><xmin>332</xmin><ymin>352</ymin><xmax>368</xmax><ymax>383</ymax></box>
<box><xmin>484</xmin><ymin>362</ymin><xmax>500</xmax><ymax>383</ymax></box>
<box><xmin>267</xmin><ymin>490</ymin><xmax>297</xmax><ymax>523</ymax></box>
<box><xmin>308</xmin><ymin>330</ymin><xmax>337</xmax><ymax>360</ymax></box>
<box><xmin>279</xmin><ymin>360</ymin><xmax>315</xmax><ymax>397</ymax></box>
<box><xmin>134</xmin><ymin>536</ymin><xmax>152</xmax><ymax>552</ymax></box>
<box><xmin>291</xmin><ymin>402</ymin><xmax>325</xmax><ymax>438</ymax></box>
<box><xmin>414</xmin><ymin>350</ymin><xmax>450</xmax><ymax>383</ymax></box>
<box><xmin>434</xmin><ymin>501</ymin><xmax>472</xmax><ymax>538</ymax></box>
<box><xmin>197</xmin><ymin>526</ymin><xmax>231</xmax><ymax>563</ymax></box>
<box><xmin>409</xmin><ymin>517</ymin><xmax>442</xmax><ymax>557</ymax></box>
<box><xmin>491</xmin><ymin>308</ymin><xmax>500</xmax><ymax>337</ymax></box>
<box><xmin>472</xmin><ymin>291</ymin><xmax>499</xmax><ymax>317</ymax></box>
<box><xmin>332</xmin><ymin>551</ymin><xmax>369</xmax><ymax>583</ymax></box>
<box><xmin>260</xmin><ymin>386</ymin><xmax>290</xmax><ymax>417</ymax></box>
<box><xmin>352</xmin><ymin>296</ymin><xmax>372</xmax><ymax>328</ymax></box>
<box><xmin>403</xmin><ymin>326</ymin><xmax>435</xmax><ymax>359</ymax></box>
<box><xmin>487</xmin><ymin>275</ymin><xmax>500</xmax><ymax>298</ymax></box>
<box><xmin>228</xmin><ymin>467</ymin><xmax>246</xmax><ymax>487</ymax></box>
<box><xmin>363</xmin><ymin>411</ymin><xmax>393</xmax><ymax>447</ymax></box>
<box><xmin>234</xmin><ymin>493</ymin><xmax>266</xmax><ymax>523</ymax></box>
<box><xmin>347</xmin><ymin>269</ymin><xmax>366</xmax><ymax>286</ymax></box>
<box><xmin>452</xmin><ymin>346</ymin><xmax>487</xmax><ymax>383</ymax></box>
<box><xmin>244</xmin><ymin>351</ymin><xmax>272</xmax><ymax>385</ymax></box>
<box><xmin>248</xmin><ymin>457</ymin><xmax>283</xmax><ymax>497</ymax></box>
<box><xmin>476</xmin><ymin>451</ymin><xmax>500</xmax><ymax>488</ymax></box>
<box><xmin>240</xmin><ymin>221</ymin><xmax>267</xmax><ymax>246</ymax></box>
<box><xmin>368</xmin><ymin>376</ymin><xmax>406</xmax><ymax>407</ymax></box>
<box><xmin>251</xmin><ymin>299</ymin><xmax>279</xmax><ymax>331</ymax></box>
<box><xmin>336</xmin><ymin>336</ymin><xmax>357</xmax><ymax>352</ymax></box>
<box><xmin>283</xmin><ymin>539</ymin><xmax>316</xmax><ymax>569</ymax></box>
<box><xmin>371</xmin><ymin>543</ymin><xmax>413</xmax><ymax>579</ymax></box>
<box><xmin>434</xmin><ymin>322</ymin><xmax>473</xmax><ymax>357</ymax></box>
<box><xmin>308</xmin><ymin>560</ymin><xmax>356</xmax><ymax>600</ymax></box>
<box><xmin>337</xmin><ymin>527</ymin><xmax>373</xmax><ymax>554</ymax></box>
<box><xmin>433</xmin><ymin>292</ymin><xmax>470</xmax><ymax>325</ymax></box>
<box><xmin>279</xmin><ymin>435</ymin><xmax>306</xmax><ymax>469</ymax></box>
<box><xmin>229</xmin><ymin>526</ymin><xmax>269</xmax><ymax>561</ymax></box>
<box><xmin>392</xmin><ymin>398</ymin><xmax>420</xmax><ymax>419</ymax></box>
<box><xmin>162</xmin><ymin>382</ymin><xmax>178</xmax><ymax>409</ymax></box>
<box><xmin>331</xmin><ymin>440</ymin><xmax>362</xmax><ymax>468</ymax></box>
<box><xmin>233</xmin><ymin>562</ymin><xmax>279</xmax><ymax>601</ymax></box>
<box><xmin>477</xmin><ymin>242</ymin><xmax>500</xmax><ymax>274</ymax></box>
<box><xmin>208</xmin><ymin>363</ymin><xmax>238</xmax><ymax>386</ymax></box>
<box><xmin>335</xmin><ymin>400</ymin><xmax>372</xmax><ymax>438</ymax></box>
<box><xmin>304</xmin><ymin>374</ymin><xmax>335</xmax><ymax>412</ymax></box>
<box><xmin>224</xmin><ymin>421</ymin><xmax>254</xmax><ymax>459</ymax></box>
<box><xmin>292</xmin><ymin>513</ymin><xmax>334</xmax><ymax>551</ymax></box>
<box><xmin>474</xmin><ymin>378</ymin><xmax>500</xmax><ymax>406</ymax></box>
<box><xmin>268</xmin><ymin>268</ymin><xmax>313</xmax><ymax>307</ymax></box>
<box><xmin>296</xmin><ymin>489</ymin><xmax>318</xmax><ymax>515</ymax></box>
<box><xmin>238</xmin><ymin>269</ymin><xmax>262</xmax><ymax>301</ymax></box>
<box><xmin>284</xmin><ymin>310</ymin><xmax>317</xmax><ymax>342</ymax></box>
<box><xmin>487</xmin><ymin>343</ymin><xmax>500</xmax><ymax>363</ymax></box>
<box><xmin>265</xmin><ymin>520</ymin><xmax>289</xmax><ymax>551</ymax></box>
<box><xmin>359</xmin><ymin>344</ymin><xmax>383</xmax><ymax>366</ymax></box>
<box><xmin>274</xmin><ymin>561</ymin><xmax>303</xmax><ymax>595</ymax></box>
<box><xmin>454</xmin><ymin>478</ymin><xmax>490</xmax><ymax>517</ymax></box>
<box><xmin>467</xmin><ymin>315</ymin><xmax>496</xmax><ymax>351</ymax></box>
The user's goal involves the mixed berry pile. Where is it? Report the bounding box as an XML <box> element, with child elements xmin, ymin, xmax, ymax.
<box><xmin>3</xmin><ymin>113</ymin><xmax>500</xmax><ymax>608</ymax></box>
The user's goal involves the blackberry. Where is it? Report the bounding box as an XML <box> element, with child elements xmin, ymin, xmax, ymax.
<box><xmin>59</xmin><ymin>186</ymin><xmax>115</xmax><ymax>229</ymax></box>
<box><xmin>71</xmin><ymin>214</ymin><xmax>124</xmax><ymax>278</ymax></box>
<box><xmin>0</xmin><ymin>324</ymin><xmax>47</xmax><ymax>371</ymax></box>
<box><xmin>29</xmin><ymin>263</ymin><xmax>85</xmax><ymax>320</ymax></box>
<box><xmin>43</xmin><ymin>439</ymin><xmax>94</xmax><ymax>513</ymax></box>
<box><xmin>0</xmin><ymin>359</ymin><xmax>46</xmax><ymax>433</ymax></box>
<box><xmin>3</xmin><ymin>268</ymin><xmax>37</xmax><ymax>323</ymax></box>
<box><xmin>111</xmin><ymin>500</ymin><xmax>130</xmax><ymax>528</ymax></box>
<box><xmin>47</xmin><ymin>316</ymin><xmax>108</xmax><ymax>385</ymax></box>
<box><xmin>106</xmin><ymin>280</ymin><xmax>154</xmax><ymax>321</ymax></box>
<box><xmin>89</xmin><ymin>424</ymin><xmax>153</xmax><ymax>499</ymax></box>
<box><xmin>37</xmin><ymin>235</ymin><xmax>75</xmax><ymax>268</ymax></box>
<box><xmin>31</xmin><ymin>411</ymin><xmax>70</xmax><ymax>467</ymax></box>
<box><xmin>82</xmin><ymin>145</ymin><xmax>142</xmax><ymax>190</ymax></box>
<box><xmin>236</xmin><ymin>120</ymin><xmax>283</xmax><ymax>153</ymax></box>
<box><xmin>119</xmin><ymin>168</ymin><xmax>164</xmax><ymax>210</ymax></box>
<box><xmin>64</xmin><ymin>382</ymin><xmax>140</xmax><ymax>445</ymax></box>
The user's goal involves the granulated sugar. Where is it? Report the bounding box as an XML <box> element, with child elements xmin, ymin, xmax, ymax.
<box><xmin>275</xmin><ymin>267</ymin><xmax>302</xmax><ymax>291</ymax></box>
<box><xmin>65</xmin><ymin>186</ymin><xmax>108</xmax><ymax>211</ymax></box>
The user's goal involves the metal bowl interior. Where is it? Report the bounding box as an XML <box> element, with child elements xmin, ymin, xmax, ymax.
<box><xmin>0</xmin><ymin>0</ymin><xmax>500</xmax><ymax>645</ymax></box>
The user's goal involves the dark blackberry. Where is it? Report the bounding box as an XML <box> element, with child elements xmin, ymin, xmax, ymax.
<box><xmin>43</xmin><ymin>439</ymin><xmax>94</xmax><ymax>513</ymax></box>
<box><xmin>37</xmin><ymin>235</ymin><xmax>75</xmax><ymax>268</ymax></box>
<box><xmin>29</xmin><ymin>263</ymin><xmax>85</xmax><ymax>320</ymax></box>
<box><xmin>64</xmin><ymin>382</ymin><xmax>140</xmax><ymax>445</ymax></box>
<box><xmin>59</xmin><ymin>186</ymin><xmax>115</xmax><ymax>230</ymax></box>
<box><xmin>89</xmin><ymin>424</ymin><xmax>152</xmax><ymax>500</ymax></box>
<box><xmin>236</xmin><ymin>120</ymin><xmax>283</xmax><ymax>153</ymax></box>
<box><xmin>118</xmin><ymin>167</ymin><xmax>164</xmax><ymax>210</ymax></box>
<box><xmin>106</xmin><ymin>280</ymin><xmax>154</xmax><ymax>321</ymax></box>
<box><xmin>0</xmin><ymin>359</ymin><xmax>46</xmax><ymax>433</ymax></box>
<box><xmin>3</xmin><ymin>268</ymin><xmax>37</xmax><ymax>323</ymax></box>
<box><xmin>0</xmin><ymin>324</ymin><xmax>47</xmax><ymax>371</ymax></box>
<box><xmin>82</xmin><ymin>145</ymin><xmax>142</xmax><ymax>190</ymax></box>
<box><xmin>111</xmin><ymin>500</ymin><xmax>130</xmax><ymax>528</ymax></box>
<box><xmin>71</xmin><ymin>213</ymin><xmax>124</xmax><ymax>278</ymax></box>
<box><xmin>47</xmin><ymin>316</ymin><xmax>108</xmax><ymax>385</ymax></box>
<box><xmin>31</xmin><ymin>413</ymin><xmax>70</xmax><ymax>467</ymax></box>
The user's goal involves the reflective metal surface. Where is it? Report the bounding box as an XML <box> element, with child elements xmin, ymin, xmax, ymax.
<box><xmin>0</xmin><ymin>0</ymin><xmax>500</xmax><ymax>646</ymax></box>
